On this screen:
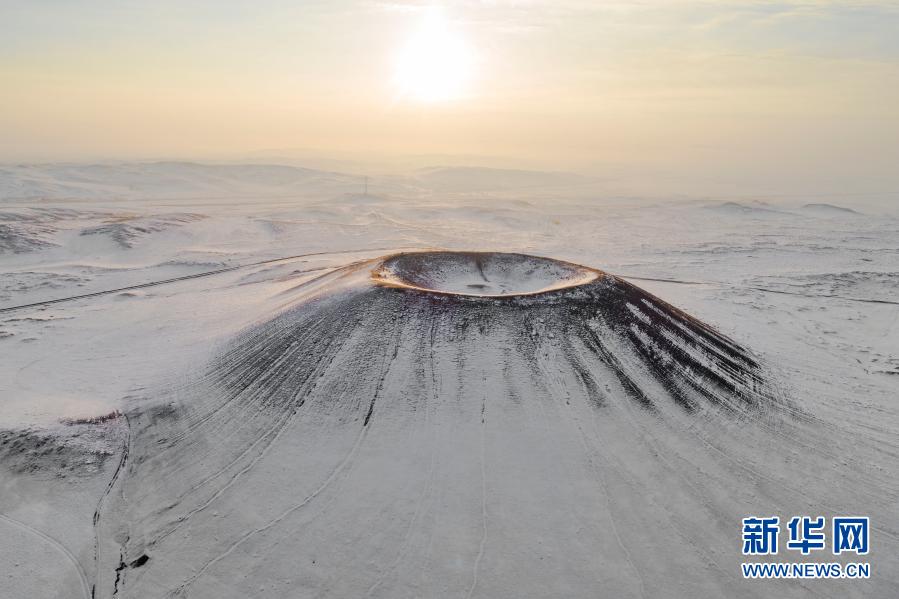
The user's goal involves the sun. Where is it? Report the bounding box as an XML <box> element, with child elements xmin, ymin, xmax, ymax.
<box><xmin>394</xmin><ymin>9</ymin><xmax>473</xmax><ymax>103</ymax></box>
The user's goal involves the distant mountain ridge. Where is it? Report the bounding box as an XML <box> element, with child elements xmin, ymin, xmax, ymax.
<box><xmin>0</xmin><ymin>161</ymin><xmax>362</xmax><ymax>201</ymax></box>
<box><xmin>415</xmin><ymin>166</ymin><xmax>592</xmax><ymax>192</ymax></box>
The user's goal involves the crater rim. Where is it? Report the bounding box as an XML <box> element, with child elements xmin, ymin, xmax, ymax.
<box><xmin>371</xmin><ymin>250</ymin><xmax>604</xmax><ymax>298</ymax></box>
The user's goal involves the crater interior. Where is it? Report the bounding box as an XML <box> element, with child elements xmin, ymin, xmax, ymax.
<box><xmin>372</xmin><ymin>251</ymin><xmax>602</xmax><ymax>297</ymax></box>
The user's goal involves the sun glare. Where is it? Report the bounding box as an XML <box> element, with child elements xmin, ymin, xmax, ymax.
<box><xmin>394</xmin><ymin>9</ymin><xmax>473</xmax><ymax>103</ymax></box>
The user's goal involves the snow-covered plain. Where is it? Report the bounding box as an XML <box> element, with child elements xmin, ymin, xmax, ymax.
<box><xmin>0</xmin><ymin>162</ymin><xmax>897</xmax><ymax>598</ymax></box>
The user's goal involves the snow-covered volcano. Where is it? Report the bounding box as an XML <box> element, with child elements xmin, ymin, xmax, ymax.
<box><xmin>97</xmin><ymin>252</ymin><xmax>784</xmax><ymax>598</ymax></box>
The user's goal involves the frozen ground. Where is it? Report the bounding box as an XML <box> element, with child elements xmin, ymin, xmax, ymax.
<box><xmin>0</xmin><ymin>162</ymin><xmax>897</xmax><ymax>598</ymax></box>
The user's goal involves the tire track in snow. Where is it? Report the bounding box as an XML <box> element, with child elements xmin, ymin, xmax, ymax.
<box><xmin>527</xmin><ymin>338</ymin><xmax>649</xmax><ymax>596</ymax></box>
<box><xmin>93</xmin><ymin>413</ymin><xmax>131</xmax><ymax>599</ymax></box>
<box><xmin>170</xmin><ymin>420</ymin><xmax>372</xmax><ymax>598</ymax></box>
<box><xmin>466</xmin><ymin>371</ymin><xmax>489</xmax><ymax>599</ymax></box>
<box><xmin>170</xmin><ymin>313</ymin><xmax>405</xmax><ymax>597</ymax></box>
<box><xmin>364</xmin><ymin>317</ymin><xmax>439</xmax><ymax>598</ymax></box>
<box><xmin>618</xmin><ymin>274</ymin><xmax>899</xmax><ymax>306</ymax></box>
<box><xmin>554</xmin><ymin>343</ymin><xmax>740</xmax><ymax>596</ymax></box>
<box><xmin>0</xmin><ymin>512</ymin><xmax>91</xmax><ymax>599</ymax></box>
<box><xmin>562</xmin><ymin>332</ymin><xmax>842</xmax><ymax>599</ymax></box>
<box><xmin>149</xmin><ymin>330</ymin><xmax>348</xmax><ymax>548</ymax></box>
<box><xmin>0</xmin><ymin>245</ymin><xmax>434</xmax><ymax>314</ymax></box>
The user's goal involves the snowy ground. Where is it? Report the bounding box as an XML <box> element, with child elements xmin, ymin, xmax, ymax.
<box><xmin>0</xmin><ymin>162</ymin><xmax>897</xmax><ymax>598</ymax></box>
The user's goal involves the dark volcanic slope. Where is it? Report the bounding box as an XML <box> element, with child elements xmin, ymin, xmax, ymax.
<box><xmin>95</xmin><ymin>252</ymin><xmax>811</xmax><ymax>599</ymax></box>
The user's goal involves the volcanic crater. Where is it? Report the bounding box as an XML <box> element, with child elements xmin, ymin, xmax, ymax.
<box><xmin>96</xmin><ymin>251</ymin><xmax>785</xmax><ymax>598</ymax></box>
<box><xmin>372</xmin><ymin>251</ymin><xmax>602</xmax><ymax>297</ymax></box>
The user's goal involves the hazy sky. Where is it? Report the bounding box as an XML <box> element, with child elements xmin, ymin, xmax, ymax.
<box><xmin>2</xmin><ymin>1</ymin><xmax>898</xmax><ymax>192</ymax></box>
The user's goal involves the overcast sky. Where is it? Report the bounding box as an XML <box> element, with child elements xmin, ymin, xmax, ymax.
<box><xmin>2</xmin><ymin>1</ymin><xmax>898</xmax><ymax>194</ymax></box>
